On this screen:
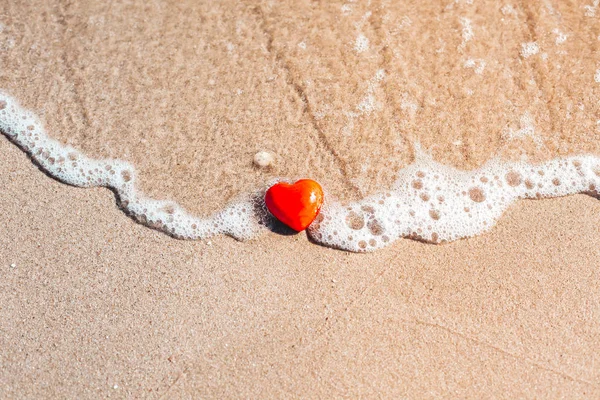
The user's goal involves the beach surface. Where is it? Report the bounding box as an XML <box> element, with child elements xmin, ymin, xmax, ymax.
<box><xmin>1</xmin><ymin>0</ymin><xmax>600</xmax><ymax>397</ymax></box>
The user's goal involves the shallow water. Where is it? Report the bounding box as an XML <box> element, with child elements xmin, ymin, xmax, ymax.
<box><xmin>3</xmin><ymin>92</ymin><xmax>600</xmax><ymax>252</ymax></box>
<box><xmin>2</xmin><ymin>0</ymin><xmax>600</xmax><ymax>251</ymax></box>
<box><xmin>2</xmin><ymin>0</ymin><xmax>599</xmax><ymax>217</ymax></box>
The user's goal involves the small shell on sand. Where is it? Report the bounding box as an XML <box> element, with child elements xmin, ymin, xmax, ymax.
<box><xmin>253</xmin><ymin>151</ymin><xmax>274</xmax><ymax>168</ymax></box>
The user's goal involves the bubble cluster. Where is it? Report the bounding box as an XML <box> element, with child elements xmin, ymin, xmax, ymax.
<box><xmin>0</xmin><ymin>92</ymin><xmax>266</xmax><ymax>241</ymax></box>
<box><xmin>307</xmin><ymin>151</ymin><xmax>600</xmax><ymax>252</ymax></box>
<box><xmin>2</xmin><ymin>92</ymin><xmax>600</xmax><ymax>252</ymax></box>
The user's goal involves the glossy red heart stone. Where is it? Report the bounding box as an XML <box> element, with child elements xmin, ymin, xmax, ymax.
<box><xmin>265</xmin><ymin>179</ymin><xmax>324</xmax><ymax>231</ymax></box>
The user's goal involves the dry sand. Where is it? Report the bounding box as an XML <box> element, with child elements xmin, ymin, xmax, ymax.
<box><xmin>1</xmin><ymin>0</ymin><xmax>600</xmax><ymax>398</ymax></box>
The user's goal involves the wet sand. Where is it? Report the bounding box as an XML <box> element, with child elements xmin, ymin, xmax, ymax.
<box><xmin>2</xmin><ymin>133</ymin><xmax>600</xmax><ymax>398</ymax></box>
<box><xmin>2</xmin><ymin>0</ymin><xmax>600</xmax><ymax>214</ymax></box>
<box><xmin>2</xmin><ymin>0</ymin><xmax>600</xmax><ymax>397</ymax></box>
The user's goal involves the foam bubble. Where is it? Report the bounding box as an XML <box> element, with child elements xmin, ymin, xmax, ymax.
<box><xmin>308</xmin><ymin>150</ymin><xmax>600</xmax><ymax>251</ymax></box>
<box><xmin>521</xmin><ymin>42</ymin><xmax>540</xmax><ymax>58</ymax></box>
<box><xmin>2</xmin><ymin>92</ymin><xmax>600</xmax><ymax>252</ymax></box>
<box><xmin>552</xmin><ymin>28</ymin><xmax>568</xmax><ymax>45</ymax></box>
<box><xmin>354</xmin><ymin>33</ymin><xmax>369</xmax><ymax>53</ymax></box>
<box><xmin>585</xmin><ymin>1</ymin><xmax>599</xmax><ymax>17</ymax></box>
<box><xmin>458</xmin><ymin>18</ymin><xmax>473</xmax><ymax>51</ymax></box>
<box><xmin>0</xmin><ymin>92</ymin><xmax>268</xmax><ymax>241</ymax></box>
<box><xmin>464</xmin><ymin>58</ymin><xmax>486</xmax><ymax>75</ymax></box>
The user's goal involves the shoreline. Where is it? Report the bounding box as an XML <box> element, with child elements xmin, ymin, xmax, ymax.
<box><xmin>2</xmin><ymin>136</ymin><xmax>599</xmax><ymax>397</ymax></box>
<box><xmin>3</xmin><ymin>96</ymin><xmax>600</xmax><ymax>252</ymax></box>
<box><xmin>2</xmin><ymin>0</ymin><xmax>600</xmax><ymax>396</ymax></box>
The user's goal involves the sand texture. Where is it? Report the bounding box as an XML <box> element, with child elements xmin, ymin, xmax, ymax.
<box><xmin>2</xmin><ymin>0</ymin><xmax>600</xmax><ymax>213</ymax></box>
<box><xmin>1</xmin><ymin>0</ymin><xmax>600</xmax><ymax>398</ymax></box>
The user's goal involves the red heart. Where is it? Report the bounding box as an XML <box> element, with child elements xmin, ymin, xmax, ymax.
<box><xmin>265</xmin><ymin>179</ymin><xmax>324</xmax><ymax>231</ymax></box>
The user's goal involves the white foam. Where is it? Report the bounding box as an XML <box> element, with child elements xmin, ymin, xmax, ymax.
<box><xmin>2</xmin><ymin>92</ymin><xmax>600</xmax><ymax>252</ymax></box>
<box><xmin>585</xmin><ymin>0</ymin><xmax>599</xmax><ymax>17</ymax></box>
<box><xmin>502</xmin><ymin>112</ymin><xmax>543</xmax><ymax>148</ymax></box>
<box><xmin>552</xmin><ymin>28</ymin><xmax>568</xmax><ymax>45</ymax></box>
<box><xmin>0</xmin><ymin>92</ymin><xmax>267</xmax><ymax>241</ymax></box>
<box><xmin>464</xmin><ymin>58</ymin><xmax>486</xmax><ymax>74</ymax></box>
<box><xmin>354</xmin><ymin>33</ymin><xmax>369</xmax><ymax>53</ymax></box>
<box><xmin>309</xmin><ymin>148</ymin><xmax>600</xmax><ymax>251</ymax></box>
<box><xmin>341</xmin><ymin>70</ymin><xmax>386</xmax><ymax>135</ymax></box>
<box><xmin>356</xmin><ymin>69</ymin><xmax>385</xmax><ymax>114</ymax></box>
<box><xmin>521</xmin><ymin>42</ymin><xmax>539</xmax><ymax>58</ymax></box>
<box><xmin>458</xmin><ymin>18</ymin><xmax>473</xmax><ymax>51</ymax></box>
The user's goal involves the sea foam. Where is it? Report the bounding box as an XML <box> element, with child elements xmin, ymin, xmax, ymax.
<box><xmin>1</xmin><ymin>92</ymin><xmax>599</xmax><ymax>252</ymax></box>
<box><xmin>0</xmin><ymin>92</ymin><xmax>264</xmax><ymax>241</ymax></box>
<box><xmin>309</xmin><ymin>150</ymin><xmax>600</xmax><ymax>251</ymax></box>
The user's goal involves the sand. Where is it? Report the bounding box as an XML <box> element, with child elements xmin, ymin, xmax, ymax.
<box><xmin>1</xmin><ymin>0</ymin><xmax>600</xmax><ymax>398</ymax></box>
